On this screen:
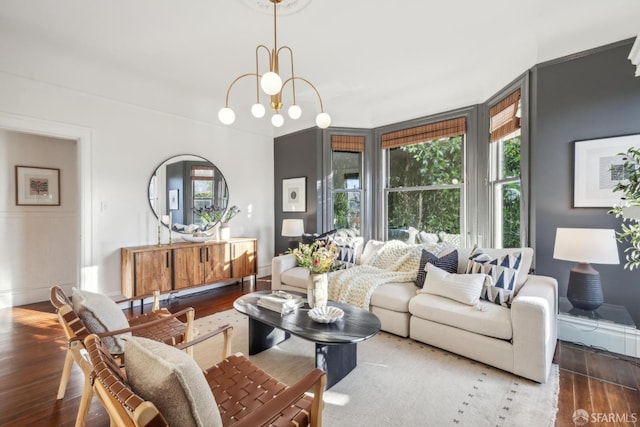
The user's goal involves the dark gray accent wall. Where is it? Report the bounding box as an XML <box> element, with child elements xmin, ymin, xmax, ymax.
<box><xmin>274</xmin><ymin>128</ymin><xmax>323</xmax><ymax>255</ymax></box>
<box><xmin>532</xmin><ymin>40</ymin><xmax>640</xmax><ymax>326</ymax></box>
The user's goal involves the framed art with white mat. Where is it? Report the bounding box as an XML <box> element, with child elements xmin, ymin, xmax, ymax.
<box><xmin>282</xmin><ymin>177</ymin><xmax>306</xmax><ymax>212</ymax></box>
<box><xmin>15</xmin><ymin>165</ymin><xmax>60</xmax><ymax>206</ymax></box>
<box><xmin>573</xmin><ymin>134</ymin><xmax>639</xmax><ymax>207</ymax></box>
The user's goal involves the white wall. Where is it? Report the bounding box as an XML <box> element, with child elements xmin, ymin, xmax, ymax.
<box><xmin>0</xmin><ymin>71</ymin><xmax>274</xmax><ymax>306</ymax></box>
<box><xmin>0</xmin><ymin>130</ymin><xmax>78</xmax><ymax>307</ymax></box>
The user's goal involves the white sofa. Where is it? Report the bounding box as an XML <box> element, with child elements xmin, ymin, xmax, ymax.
<box><xmin>271</xmin><ymin>243</ymin><xmax>558</xmax><ymax>383</ymax></box>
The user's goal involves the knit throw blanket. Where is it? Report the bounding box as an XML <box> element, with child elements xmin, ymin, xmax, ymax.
<box><xmin>328</xmin><ymin>240</ymin><xmax>450</xmax><ymax>309</ymax></box>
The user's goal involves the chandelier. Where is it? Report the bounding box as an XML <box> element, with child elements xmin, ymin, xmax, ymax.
<box><xmin>218</xmin><ymin>0</ymin><xmax>331</xmax><ymax>129</ymax></box>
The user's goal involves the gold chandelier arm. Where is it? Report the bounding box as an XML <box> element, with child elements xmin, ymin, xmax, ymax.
<box><xmin>278</xmin><ymin>46</ymin><xmax>296</xmax><ymax>104</ymax></box>
<box><xmin>255</xmin><ymin>45</ymin><xmax>272</xmax><ymax>101</ymax></box>
<box><xmin>281</xmin><ymin>76</ymin><xmax>326</xmax><ymax>112</ymax></box>
<box><xmin>224</xmin><ymin>73</ymin><xmax>260</xmax><ymax>106</ymax></box>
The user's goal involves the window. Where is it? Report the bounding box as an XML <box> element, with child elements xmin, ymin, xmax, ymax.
<box><xmin>382</xmin><ymin>118</ymin><xmax>466</xmax><ymax>245</ymax></box>
<box><xmin>489</xmin><ymin>90</ymin><xmax>522</xmax><ymax>248</ymax></box>
<box><xmin>191</xmin><ymin>165</ymin><xmax>214</xmax><ymax>226</ymax></box>
<box><xmin>331</xmin><ymin>135</ymin><xmax>364</xmax><ymax>235</ymax></box>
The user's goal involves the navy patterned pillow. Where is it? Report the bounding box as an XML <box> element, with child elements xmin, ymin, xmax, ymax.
<box><xmin>465</xmin><ymin>248</ymin><xmax>522</xmax><ymax>307</ymax></box>
<box><xmin>415</xmin><ymin>249</ymin><xmax>458</xmax><ymax>288</ymax></box>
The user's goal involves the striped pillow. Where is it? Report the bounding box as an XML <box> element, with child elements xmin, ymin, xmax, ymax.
<box><xmin>415</xmin><ymin>249</ymin><xmax>458</xmax><ymax>288</ymax></box>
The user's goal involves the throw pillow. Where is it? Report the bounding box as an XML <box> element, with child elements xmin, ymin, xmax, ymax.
<box><xmin>124</xmin><ymin>336</ymin><xmax>223</xmax><ymax>427</ymax></box>
<box><xmin>415</xmin><ymin>249</ymin><xmax>459</xmax><ymax>288</ymax></box>
<box><xmin>465</xmin><ymin>248</ymin><xmax>523</xmax><ymax>307</ymax></box>
<box><xmin>420</xmin><ymin>263</ymin><xmax>487</xmax><ymax>306</ymax></box>
<box><xmin>334</xmin><ymin>237</ymin><xmax>364</xmax><ymax>267</ymax></box>
<box><xmin>72</xmin><ymin>287</ymin><xmax>130</xmax><ymax>353</ymax></box>
<box><xmin>360</xmin><ymin>240</ymin><xmax>387</xmax><ymax>265</ymax></box>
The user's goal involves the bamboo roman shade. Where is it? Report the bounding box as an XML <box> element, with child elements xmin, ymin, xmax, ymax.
<box><xmin>381</xmin><ymin>117</ymin><xmax>466</xmax><ymax>149</ymax></box>
<box><xmin>489</xmin><ymin>89</ymin><xmax>521</xmax><ymax>142</ymax></box>
<box><xmin>331</xmin><ymin>135</ymin><xmax>365</xmax><ymax>152</ymax></box>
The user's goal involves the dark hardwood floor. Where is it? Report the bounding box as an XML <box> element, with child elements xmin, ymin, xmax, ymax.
<box><xmin>1</xmin><ymin>277</ymin><xmax>638</xmax><ymax>426</ymax></box>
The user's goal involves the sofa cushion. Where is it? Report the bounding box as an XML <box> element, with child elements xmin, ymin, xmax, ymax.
<box><xmin>280</xmin><ymin>266</ymin><xmax>311</xmax><ymax>290</ymax></box>
<box><xmin>415</xmin><ymin>248</ymin><xmax>458</xmax><ymax>288</ymax></box>
<box><xmin>124</xmin><ymin>336</ymin><xmax>223</xmax><ymax>427</ymax></box>
<box><xmin>466</xmin><ymin>248</ymin><xmax>523</xmax><ymax>307</ymax></box>
<box><xmin>334</xmin><ymin>236</ymin><xmax>364</xmax><ymax>267</ymax></box>
<box><xmin>419</xmin><ymin>264</ymin><xmax>487</xmax><ymax>306</ymax></box>
<box><xmin>72</xmin><ymin>287</ymin><xmax>130</xmax><ymax>353</ymax></box>
<box><xmin>370</xmin><ymin>282</ymin><xmax>418</xmax><ymax>312</ymax></box>
<box><xmin>409</xmin><ymin>293</ymin><xmax>513</xmax><ymax>341</ymax></box>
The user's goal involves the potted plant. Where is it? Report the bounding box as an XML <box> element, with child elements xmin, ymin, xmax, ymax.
<box><xmin>609</xmin><ymin>146</ymin><xmax>640</xmax><ymax>270</ymax></box>
<box><xmin>288</xmin><ymin>240</ymin><xmax>339</xmax><ymax>308</ymax></box>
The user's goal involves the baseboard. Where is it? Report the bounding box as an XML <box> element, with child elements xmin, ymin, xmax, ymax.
<box><xmin>558</xmin><ymin>312</ymin><xmax>639</xmax><ymax>358</ymax></box>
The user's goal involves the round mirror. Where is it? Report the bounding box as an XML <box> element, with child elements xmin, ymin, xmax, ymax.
<box><xmin>148</xmin><ymin>154</ymin><xmax>229</xmax><ymax>234</ymax></box>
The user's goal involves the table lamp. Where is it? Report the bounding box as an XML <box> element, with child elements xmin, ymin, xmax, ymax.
<box><xmin>553</xmin><ymin>228</ymin><xmax>619</xmax><ymax>311</ymax></box>
<box><xmin>282</xmin><ymin>219</ymin><xmax>304</xmax><ymax>250</ymax></box>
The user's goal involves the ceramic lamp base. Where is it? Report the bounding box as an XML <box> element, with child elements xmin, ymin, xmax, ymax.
<box><xmin>566</xmin><ymin>264</ymin><xmax>603</xmax><ymax>311</ymax></box>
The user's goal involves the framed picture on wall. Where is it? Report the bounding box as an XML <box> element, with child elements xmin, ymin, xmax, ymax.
<box><xmin>169</xmin><ymin>189</ymin><xmax>179</xmax><ymax>210</ymax></box>
<box><xmin>15</xmin><ymin>165</ymin><xmax>60</xmax><ymax>206</ymax></box>
<box><xmin>574</xmin><ymin>134</ymin><xmax>639</xmax><ymax>207</ymax></box>
<box><xmin>282</xmin><ymin>177</ymin><xmax>306</xmax><ymax>212</ymax></box>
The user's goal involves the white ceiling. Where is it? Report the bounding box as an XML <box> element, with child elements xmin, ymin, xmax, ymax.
<box><xmin>1</xmin><ymin>0</ymin><xmax>639</xmax><ymax>137</ymax></box>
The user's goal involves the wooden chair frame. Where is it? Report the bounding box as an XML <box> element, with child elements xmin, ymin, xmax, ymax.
<box><xmin>85</xmin><ymin>325</ymin><xmax>326</xmax><ymax>427</ymax></box>
<box><xmin>50</xmin><ymin>285</ymin><xmax>197</xmax><ymax>427</ymax></box>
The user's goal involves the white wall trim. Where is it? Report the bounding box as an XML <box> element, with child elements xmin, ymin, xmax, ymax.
<box><xmin>0</xmin><ymin>111</ymin><xmax>93</xmax><ymax>300</ymax></box>
<box><xmin>558</xmin><ymin>312</ymin><xmax>639</xmax><ymax>358</ymax></box>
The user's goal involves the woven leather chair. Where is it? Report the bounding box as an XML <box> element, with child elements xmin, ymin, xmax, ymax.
<box><xmin>85</xmin><ymin>327</ymin><xmax>326</xmax><ymax>427</ymax></box>
<box><xmin>50</xmin><ymin>285</ymin><xmax>197</xmax><ymax>427</ymax></box>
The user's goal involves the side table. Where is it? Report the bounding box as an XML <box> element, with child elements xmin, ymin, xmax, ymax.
<box><xmin>558</xmin><ymin>296</ymin><xmax>638</xmax><ymax>358</ymax></box>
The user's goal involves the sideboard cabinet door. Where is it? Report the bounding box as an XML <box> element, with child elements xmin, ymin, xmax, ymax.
<box><xmin>230</xmin><ymin>240</ymin><xmax>257</xmax><ymax>279</ymax></box>
<box><xmin>173</xmin><ymin>246</ymin><xmax>204</xmax><ymax>289</ymax></box>
<box><xmin>203</xmin><ymin>243</ymin><xmax>231</xmax><ymax>283</ymax></box>
<box><xmin>133</xmin><ymin>249</ymin><xmax>172</xmax><ymax>297</ymax></box>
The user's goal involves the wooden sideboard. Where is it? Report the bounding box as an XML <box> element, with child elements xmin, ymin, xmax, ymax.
<box><xmin>121</xmin><ymin>237</ymin><xmax>257</xmax><ymax>300</ymax></box>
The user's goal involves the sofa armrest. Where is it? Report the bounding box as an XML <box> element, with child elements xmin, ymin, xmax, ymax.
<box><xmin>271</xmin><ymin>254</ymin><xmax>298</xmax><ymax>290</ymax></box>
<box><xmin>510</xmin><ymin>274</ymin><xmax>558</xmax><ymax>383</ymax></box>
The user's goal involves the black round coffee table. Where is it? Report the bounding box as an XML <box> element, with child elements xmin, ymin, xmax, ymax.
<box><xmin>234</xmin><ymin>290</ymin><xmax>381</xmax><ymax>388</ymax></box>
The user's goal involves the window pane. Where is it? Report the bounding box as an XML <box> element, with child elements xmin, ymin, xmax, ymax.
<box><xmin>389</xmin><ymin>136</ymin><xmax>463</xmax><ymax>188</ymax></box>
<box><xmin>387</xmin><ymin>189</ymin><xmax>460</xmax><ymax>240</ymax></box>
<box><xmin>193</xmin><ymin>180</ymin><xmax>213</xmax><ymax>225</ymax></box>
<box><xmin>333</xmin><ymin>191</ymin><xmax>361</xmax><ymax>234</ymax></box>
<box><xmin>496</xmin><ymin>181</ymin><xmax>521</xmax><ymax>248</ymax></box>
<box><xmin>500</xmin><ymin>135</ymin><xmax>521</xmax><ymax>179</ymax></box>
<box><xmin>332</xmin><ymin>151</ymin><xmax>361</xmax><ymax>189</ymax></box>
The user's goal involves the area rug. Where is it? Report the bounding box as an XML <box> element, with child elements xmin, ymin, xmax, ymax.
<box><xmin>193</xmin><ymin>309</ymin><xmax>559</xmax><ymax>427</ymax></box>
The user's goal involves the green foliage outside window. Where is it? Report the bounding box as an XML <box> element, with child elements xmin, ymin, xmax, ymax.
<box><xmin>388</xmin><ymin>136</ymin><xmax>462</xmax><ymax>235</ymax></box>
<box><xmin>500</xmin><ymin>136</ymin><xmax>522</xmax><ymax>248</ymax></box>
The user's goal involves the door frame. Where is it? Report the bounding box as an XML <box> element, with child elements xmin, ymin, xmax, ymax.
<box><xmin>0</xmin><ymin>112</ymin><xmax>93</xmax><ymax>304</ymax></box>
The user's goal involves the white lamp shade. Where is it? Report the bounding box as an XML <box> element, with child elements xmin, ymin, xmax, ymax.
<box><xmin>315</xmin><ymin>112</ymin><xmax>331</xmax><ymax>128</ymax></box>
<box><xmin>282</xmin><ymin>219</ymin><xmax>304</xmax><ymax>237</ymax></box>
<box><xmin>271</xmin><ymin>113</ymin><xmax>284</xmax><ymax>127</ymax></box>
<box><xmin>553</xmin><ymin>228</ymin><xmax>620</xmax><ymax>264</ymax></box>
<box><xmin>251</xmin><ymin>103</ymin><xmax>266</xmax><ymax>118</ymax></box>
<box><xmin>218</xmin><ymin>107</ymin><xmax>236</xmax><ymax>125</ymax></box>
<box><xmin>260</xmin><ymin>72</ymin><xmax>282</xmax><ymax>95</ymax></box>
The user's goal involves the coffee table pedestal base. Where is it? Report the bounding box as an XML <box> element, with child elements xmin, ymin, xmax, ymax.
<box><xmin>316</xmin><ymin>342</ymin><xmax>357</xmax><ymax>389</ymax></box>
<box><xmin>248</xmin><ymin>317</ymin><xmax>290</xmax><ymax>355</ymax></box>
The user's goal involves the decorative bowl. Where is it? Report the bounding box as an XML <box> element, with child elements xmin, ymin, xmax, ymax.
<box><xmin>181</xmin><ymin>233</ymin><xmax>215</xmax><ymax>243</ymax></box>
<box><xmin>308</xmin><ymin>306</ymin><xmax>344</xmax><ymax>323</ymax></box>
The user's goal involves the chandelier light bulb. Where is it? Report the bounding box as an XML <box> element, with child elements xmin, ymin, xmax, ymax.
<box><xmin>251</xmin><ymin>103</ymin><xmax>266</xmax><ymax>118</ymax></box>
<box><xmin>315</xmin><ymin>112</ymin><xmax>331</xmax><ymax>129</ymax></box>
<box><xmin>218</xmin><ymin>107</ymin><xmax>236</xmax><ymax>125</ymax></box>
<box><xmin>271</xmin><ymin>113</ymin><xmax>284</xmax><ymax>127</ymax></box>
<box><xmin>261</xmin><ymin>72</ymin><xmax>283</xmax><ymax>95</ymax></box>
<box><xmin>288</xmin><ymin>104</ymin><xmax>302</xmax><ymax>120</ymax></box>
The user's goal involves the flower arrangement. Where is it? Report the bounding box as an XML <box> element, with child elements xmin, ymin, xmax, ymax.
<box><xmin>193</xmin><ymin>204</ymin><xmax>225</xmax><ymax>226</ymax></box>
<box><xmin>289</xmin><ymin>240</ymin><xmax>339</xmax><ymax>274</ymax></box>
<box><xmin>221</xmin><ymin>205</ymin><xmax>241</xmax><ymax>225</ymax></box>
